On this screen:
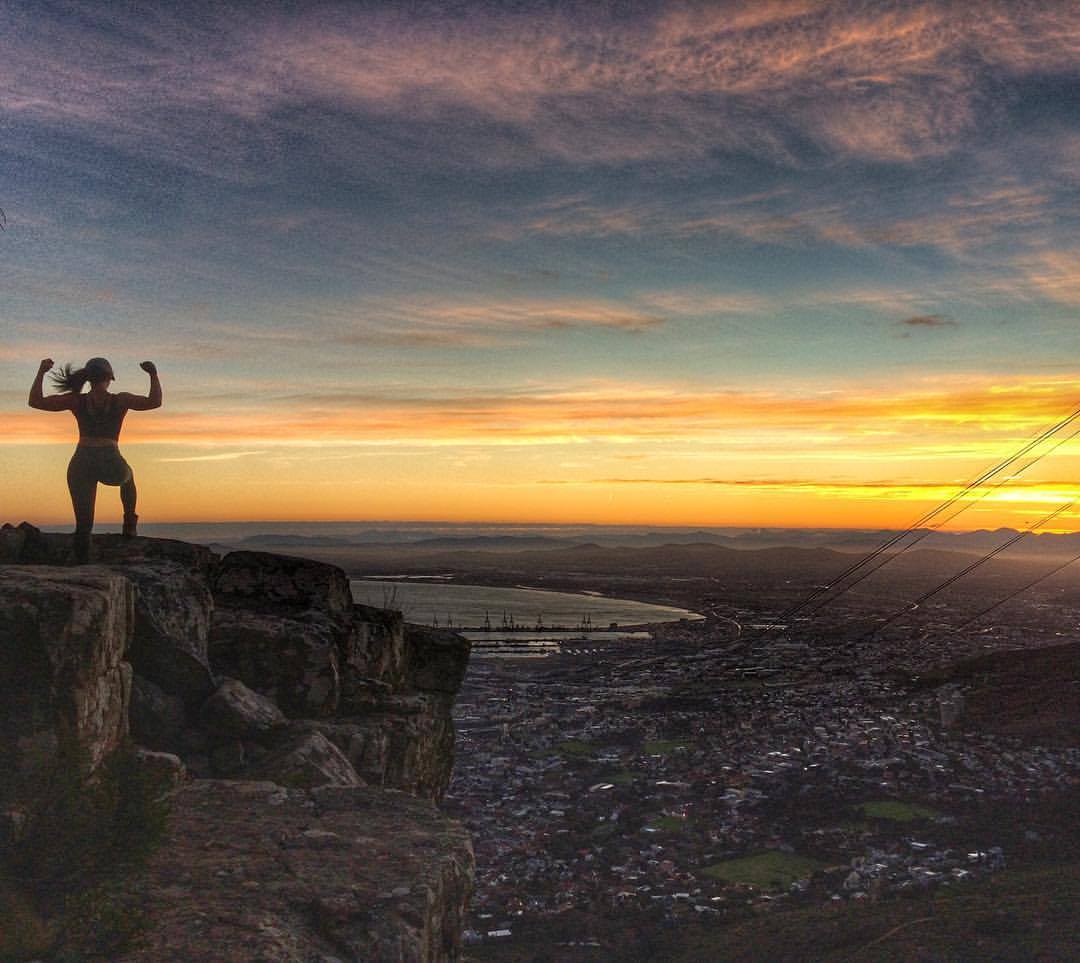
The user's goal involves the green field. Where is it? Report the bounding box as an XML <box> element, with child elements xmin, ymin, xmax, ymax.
<box><xmin>643</xmin><ymin>739</ymin><xmax>689</xmax><ymax>755</ymax></box>
<box><xmin>645</xmin><ymin>815</ymin><xmax>690</xmax><ymax>833</ymax></box>
<box><xmin>670</xmin><ymin>862</ymin><xmax>1080</xmax><ymax>962</ymax></box>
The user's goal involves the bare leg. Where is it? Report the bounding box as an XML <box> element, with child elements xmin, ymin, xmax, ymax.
<box><xmin>122</xmin><ymin>476</ymin><xmax>138</xmax><ymax>536</ymax></box>
<box><xmin>67</xmin><ymin>459</ymin><xmax>97</xmax><ymax>534</ymax></box>
<box><xmin>67</xmin><ymin>454</ymin><xmax>97</xmax><ymax>563</ymax></box>
<box><xmin>121</xmin><ymin>477</ymin><xmax>137</xmax><ymax>515</ymax></box>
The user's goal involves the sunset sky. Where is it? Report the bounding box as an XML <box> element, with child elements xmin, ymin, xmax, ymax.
<box><xmin>2</xmin><ymin>0</ymin><xmax>1079</xmax><ymax>528</ymax></box>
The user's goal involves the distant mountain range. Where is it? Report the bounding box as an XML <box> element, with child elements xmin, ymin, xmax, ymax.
<box><xmin>221</xmin><ymin>526</ymin><xmax>1080</xmax><ymax>560</ymax></box>
<box><xmin>53</xmin><ymin>521</ymin><xmax>1071</xmax><ymax>562</ymax></box>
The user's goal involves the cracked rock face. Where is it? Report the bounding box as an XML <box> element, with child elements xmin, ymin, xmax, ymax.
<box><xmin>124</xmin><ymin>561</ymin><xmax>216</xmax><ymax>708</ymax></box>
<box><xmin>0</xmin><ymin>565</ymin><xmax>133</xmax><ymax>774</ymax></box>
<box><xmin>212</xmin><ymin>551</ymin><xmax>353</xmax><ymax>619</ymax></box>
<box><xmin>209</xmin><ymin>608</ymin><xmax>340</xmax><ymax>717</ymax></box>
<box><xmin>350</xmin><ymin>603</ymin><xmax>408</xmax><ymax>688</ymax></box>
<box><xmin>115</xmin><ymin>781</ymin><xmax>474</xmax><ymax>963</ymax></box>
<box><xmin>290</xmin><ymin>694</ymin><xmax>457</xmax><ymax>801</ymax></box>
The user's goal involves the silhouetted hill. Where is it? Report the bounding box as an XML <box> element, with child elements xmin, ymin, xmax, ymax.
<box><xmin>239</xmin><ymin>534</ymin><xmax>355</xmax><ymax>547</ymax></box>
<box><xmin>281</xmin><ymin>541</ymin><xmax>1046</xmax><ymax>592</ymax></box>
<box><xmin>409</xmin><ymin>535</ymin><xmax>572</xmax><ymax>550</ymax></box>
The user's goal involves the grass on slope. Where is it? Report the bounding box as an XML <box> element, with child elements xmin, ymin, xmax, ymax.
<box><xmin>670</xmin><ymin>862</ymin><xmax>1080</xmax><ymax>962</ymax></box>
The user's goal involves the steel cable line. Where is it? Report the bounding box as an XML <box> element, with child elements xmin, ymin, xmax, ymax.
<box><xmin>750</xmin><ymin>405</ymin><xmax>1080</xmax><ymax>639</ymax></box>
<box><xmin>793</xmin><ymin>426</ymin><xmax>1080</xmax><ymax>623</ymax></box>
<box><xmin>954</xmin><ymin>548</ymin><xmax>1080</xmax><ymax>633</ymax></box>
<box><xmin>858</xmin><ymin>501</ymin><xmax>1074</xmax><ymax>643</ymax></box>
<box><xmin>799</xmin><ymin>473</ymin><xmax>1016</xmax><ymax>620</ymax></box>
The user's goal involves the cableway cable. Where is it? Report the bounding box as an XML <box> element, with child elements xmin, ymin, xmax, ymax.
<box><xmin>750</xmin><ymin>405</ymin><xmax>1080</xmax><ymax>639</ymax></box>
<box><xmin>858</xmin><ymin>501</ymin><xmax>1074</xmax><ymax>642</ymax></box>
<box><xmin>794</xmin><ymin>426</ymin><xmax>1080</xmax><ymax>623</ymax></box>
<box><xmin>954</xmin><ymin>548</ymin><xmax>1080</xmax><ymax>633</ymax></box>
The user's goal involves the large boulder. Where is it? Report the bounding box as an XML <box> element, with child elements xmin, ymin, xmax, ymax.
<box><xmin>0</xmin><ymin>566</ymin><xmax>133</xmax><ymax>776</ymax></box>
<box><xmin>404</xmin><ymin>625</ymin><xmax>471</xmax><ymax>694</ymax></box>
<box><xmin>200</xmin><ymin>678</ymin><xmax>286</xmax><ymax>743</ymax></box>
<box><xmin>212</xmin><ymin>551</ymin><xmax>353</xmax><ymax>618</ymax></box>
<box><xmin>115</xmin><ymin>780</ymin><xmax>474</xmax><ymax>963</ymax></box>
<box><xmin>130</xmin><ymin>747</ymin><xmax>186</xmax><ymax>793</ymax></box>
<box><xmin>122</xmin><ymin>562</ymin><xmax>216</xmax><ymax>707</ymax></box>
<box><xmin>254</xmin><ymin>730</ymin><xmax>363</xmax><ymax>789</ymax></box>
<box><xmin>209</xmin><ymin>608</ymin><xmax>340</xmax><ymax>717</ymax></box>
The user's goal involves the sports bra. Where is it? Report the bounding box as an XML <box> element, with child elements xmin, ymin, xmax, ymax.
<box><xmin>73</xmin><ymin>392</ymin><xmax>127</xmax><ymax>441</ymax></box>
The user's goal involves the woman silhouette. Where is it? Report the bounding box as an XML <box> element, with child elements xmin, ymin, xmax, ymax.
<box><xmin>29</xmin><ymin>357</ymin><xmax>162</xmax><ymax>563</ymax></box>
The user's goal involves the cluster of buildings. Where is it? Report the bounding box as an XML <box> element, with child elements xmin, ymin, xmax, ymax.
<box><xmin>444</xmin><ymin>625</ymin><xmax>1078</xmax><ymax>946</ymax></box>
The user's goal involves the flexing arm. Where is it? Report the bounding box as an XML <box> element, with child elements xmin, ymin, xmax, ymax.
<box><xmin>117</xmin><ymin>361</ymin><xmax>162</xmax><ymax>411</ymax></box>
<box><xmin>28</xmin><ymin>358</ymin><xmax>74</xmax><ymax>411</ymax></box>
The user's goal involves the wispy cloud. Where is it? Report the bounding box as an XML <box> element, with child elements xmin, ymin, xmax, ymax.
<box><xmin>544</xmin><ymin>476</ymin><xmax>1080</xmax><ymax>506</ymax></box>
<box><xmin>494</xmin><ymin>164</ymin><xmax>1071</xmax><ymax>276</ymax></box>
<box><xmin>1010</xmin><ymin>248</ymin><xmax>1080</xmax><ymax>305</ymax></box>
<box><xmin>156</xmin><ymin>450</ymin><xmax>269</xmax><ymax>463</ymax></box>
<box><xmin>213</xmin><ymin>290</ymin><xmax>763</xmax><ymax>352</ymax></box>
<box><xmin>4</xmin><ymin>0</ymin><xmax>1077</xmax><ymax>176</ymax></box>
<box><xmin>9</xmin><ymin>372</ymin><xmax>1080</xmax><ymax>449</ymax></box>
<box><xmin>899</xmin><ymin>315</ymin><xmax>957</xmax><ymax>328</ymax></box>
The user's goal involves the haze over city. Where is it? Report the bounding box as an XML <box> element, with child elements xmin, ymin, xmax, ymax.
<box><xmin>3</xmin><ymin>0</ymin><xmax>1078</xmax><ymax>529</ymax></box>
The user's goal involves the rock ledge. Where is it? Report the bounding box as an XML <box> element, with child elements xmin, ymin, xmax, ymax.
<box><xmin>117</xmin><ymin>780</ymin><xmax>474</xmax><ymax>963</ymax></box>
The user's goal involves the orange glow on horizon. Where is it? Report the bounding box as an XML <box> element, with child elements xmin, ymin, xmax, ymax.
<box><xmin>5</xmin><ymin>373</ymin><xmax>1080</xmax><ymax>530</ymax></box>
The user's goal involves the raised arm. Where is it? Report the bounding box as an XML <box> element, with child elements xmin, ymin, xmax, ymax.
<box><xmin>28</xmin><ymin>358</ymin><xmax>75</xmax><ymax>411</ymax></box>
<box><xmin>117</xmin><ymin>361</ymin><xmax>162</xmax><ymax>411</ymax></box>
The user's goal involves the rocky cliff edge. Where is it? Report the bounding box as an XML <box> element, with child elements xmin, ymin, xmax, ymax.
<box><xmin>0</xmin><ymin>523</ymin><xmax>474</xmax><ymax>962</ymax></box>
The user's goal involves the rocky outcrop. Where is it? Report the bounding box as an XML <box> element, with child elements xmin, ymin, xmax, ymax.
<box><xmin>116</xmin><ymin>781</ymin><xmax>474</xmax><ymax>963</ymax></box>
<box><xmin>198</xmin><ymin>548</ymin><xmax>469</xmax><ymax>801</ymax></box>
<box><xmin>2</xmin><ymin>524</ymin><xmax>475</xmax><ymax>959</ymax></box>
<box><xmin>288</xmin><ymin>693</ymin><xmax>457</xmax><ymax>800</ymax></box>
<box><xmin>0</xmin><ymin>566</ymin><xmax>133</xmax><ymax>775</ymax></box>
<box><xmin>4</xmin><ymin>529</ymin><xmax>471</xmax><ymax>801</ymax></box>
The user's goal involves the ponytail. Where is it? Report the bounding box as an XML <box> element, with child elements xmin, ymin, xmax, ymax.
<box><xmin>49</xmin><ymin>363</ymin><xmax>89</xmax><ymax>394</ymax></box>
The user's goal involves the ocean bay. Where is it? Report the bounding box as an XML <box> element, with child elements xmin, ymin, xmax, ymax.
<box><xmin>349</xmin><ymin>579</ymin><xmax>701</xmax><ymax>653</ymax></box>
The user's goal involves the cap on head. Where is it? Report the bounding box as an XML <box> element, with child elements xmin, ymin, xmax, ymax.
<box><xmin>84</xmin><ymin>357</ymin><xmax>115</xmax><ymax>383</ymax></box>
